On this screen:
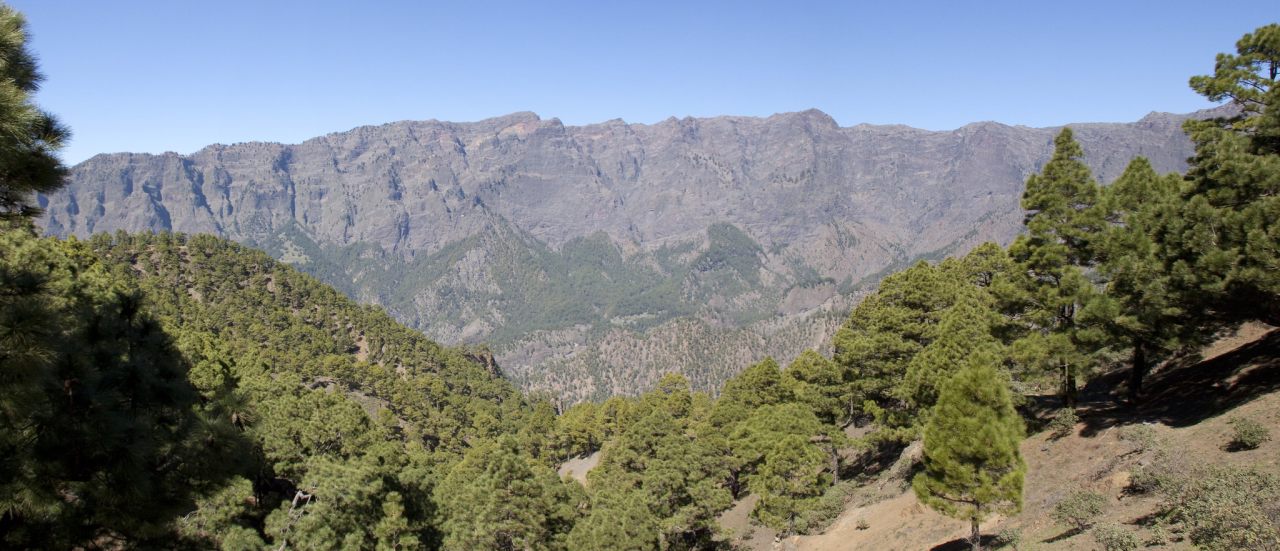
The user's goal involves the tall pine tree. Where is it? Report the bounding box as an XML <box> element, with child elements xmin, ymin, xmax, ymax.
<box><xmin>1008</xmin><ymin>128</ymin><xmax>1105</xmax><ymax>405</ymax></box>
<box><xmin>833</xmin><ymin>261</ymin><xmax>962</xmax><ymax>425</ymax></box>
<box><xmin>898</xmin><ymin>291</ymin><xmax>1004</xmax><ymax>422</ymax></box>
<box><xmin>1159</xmin><ymin>24</ymin><xmax>1280</xmax><ymax>328</ymax></box>
<box><xmin>1092</xmin><ymin>157</ymin><xmax>1195</xmax><ymax>400</ymax></box>
<box><xmin>913</xmin><ymin>355</ymin><xmax>1025</xmax><ymax>551</ymax></box>
<box><xmin>749</xmin><ymin>434</ymin><xmax>829</xmax><ymax>536</ymax></box>
<box><xmin>435</xmin><ymin>436</ymin><xmax>578</xmax><ymax>551</ymax></box>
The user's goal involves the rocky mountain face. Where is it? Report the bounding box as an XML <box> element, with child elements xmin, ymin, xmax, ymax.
<box><xmin>39</xmin><ymin>108</ymin><xmax>1208</xmax><ymax>402</ymax></box>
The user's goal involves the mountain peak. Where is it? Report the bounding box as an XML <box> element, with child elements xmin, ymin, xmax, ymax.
<box><xmin>486</xmin><ymin>111</ymin><xmax>541</xmax><ymax>124</ymax></box>
<box><xmin>771</xmin><ymin>108</ymin><xmax>838</xmax><ymax>129</ymax></box>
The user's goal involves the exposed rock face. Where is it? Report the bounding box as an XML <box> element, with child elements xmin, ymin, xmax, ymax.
<box><xmin>39</xmin><ymin>108</ymin><xmax>1209</xmax><ymax>401</ymax></box>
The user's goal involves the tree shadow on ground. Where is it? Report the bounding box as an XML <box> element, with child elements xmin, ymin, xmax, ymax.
<box><xmin>844</xmin><ymin>439</ymin><xmax>909</xmax><ymax>481</ymax></box>
<box><xmin>929</xmin><ymin>534</ymin><xmax>997</xmax><ymax>550</ymax></box>
<box><xmin>1019</xmin><ymin>393</ymin><xmax>1066</xmax><ymax>434</ymax></box>
<box><xmin>1041</xmin><ymin>527</ymin><xmax>1085</xmax><ymax>544</ymax></box>
<box><xmin>1078</xmin><ymin>328</ymin><xmax>1279</xmax><ymax>437</ymax></box>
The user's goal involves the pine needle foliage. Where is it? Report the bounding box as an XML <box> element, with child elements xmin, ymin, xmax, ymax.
<box><xmin>0</xmin><ymin>4</ymin><xmax>69</xmax><ymax>221</ymax></box>
<box><xmin>913</xmin><ymin>356</ymin><xmax>1025</xmax><ymax>551</ymax></box>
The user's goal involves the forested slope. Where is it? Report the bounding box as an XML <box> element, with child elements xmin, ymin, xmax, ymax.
<box><xmin>3</xmin><ymin>228</ymin><xmax>543</xmax><ymax>548</ymax></box>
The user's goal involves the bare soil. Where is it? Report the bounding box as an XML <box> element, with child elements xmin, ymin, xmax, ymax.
<box><xmin>556</xmin><ymin>451</ymin><xmax>601</xmax><ymax>485</ymax></box>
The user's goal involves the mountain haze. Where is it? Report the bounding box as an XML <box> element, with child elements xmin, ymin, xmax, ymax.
<box><xmin>39</xmin><ymin>108</ymin><xmax>1210</xmax><ymax>401</ymax></box>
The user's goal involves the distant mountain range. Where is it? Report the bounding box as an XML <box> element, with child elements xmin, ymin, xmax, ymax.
<box><xmin>39</xmin><ymin>107</ymin><xmax>1218</xmax><ymax>402</ymax></box>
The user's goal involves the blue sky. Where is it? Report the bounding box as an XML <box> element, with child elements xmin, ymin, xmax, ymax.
<box><xmin>10</xmin><ymin>0</ymin><xmax>1274</xmax><ymax>164</ymax></box>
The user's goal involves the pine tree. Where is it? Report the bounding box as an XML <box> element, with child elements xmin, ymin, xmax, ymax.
<box><xmin>749</xmin><ymin>434</ymin><xmax>829</xmax><ymax>536</ymax></box>
<box><xmin>554</xmin><ymin>401</ymin><xmax>604</xmax><ymax>460</ymax></box>
<box><xmin>588</xmin><ymin>405</ymin><xmax>731</xmax><ymax>549</ymax></box>
<box><xmin>0</xmin><ymin>4</ymin><xmax>69</xmax><ymax>222</ymax></box>
<box><xmin>1092</xmin><ymin>158</ymin><xmax>1194</xmax><ymax>400</ymax></box>
<box><xmin>728</xmin><ymin>403</ymin><xmax>826</xmax><ymax>496</ymax></box>
<box><xmin>1159</xmin><ymin>24</ymin><xmax>1280</xmax><ymax>328</ymax></box>
<box><xmin>566</xmin><ymin>487</ymin><xmax>659</xmax><ymax>551</ymax></box>
<box><xmin>832</xmin><ymin>261</ymin><xmax>961</xmax><ymax>424</ymax></box>
<box><xmin>913</xmin><ymin>356</ymin><xmax>1025</xmax><ymax>551</ymax></box>
<box><xmin>435</xmin><ymin>437</ymin><xmax>575</xmax><ymax>551</ymax></box>
<box><xmin>898</xmin><ymin>292</ymin><xmax>1004</xmax><ymax>421</ymax></box>
<box><xmin>783</xmin><ymin>349</ymin><xmax>845</xmax><ymax>425</ymax></box>
<box><xmin>709</xmin><ymin>357</ymin><xmax>789</xmax><ymax>427</ymax></box>
<box><xmin>265</xmin><ymin>454</ymin><xmax>427</xmax><ymax>551</ymax></box>
<box><xmin>1008</xmin><ymin>128</ymin><xmax>1105</xmax><ymax>405</ymax></box>
<box><xmin>0</xmin><ymin>231</ymin><xmax>247</xmax><ymax>547</ymax></box>
<box><xmin>1016</xmin><ymin>128</ymin><xmax>1104</xmax><ymax>266</ymax></box>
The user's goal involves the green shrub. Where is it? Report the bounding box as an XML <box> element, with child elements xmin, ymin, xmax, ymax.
<box><xmin>791</xmin><ymin>480</ymin><xmax>857</xmax><ymax>535</ymax></box>
<box><xmin>855</xmin><ymin>517</ymin><xmax>869</xmax><ymax>530</ymax></box>
<box><xmin>1227</xmin><ymin>417</ymin><xmax>1271</xmax><ymax>450</ymax></box>
<box><xmin>1160</xmin><ymin>466</ymin><xmax>1280</xmax><ymax>551</ymax></box>
<box><xmin>1092</xmin><ymin>524</ymin><xmax>1138</xmax><ymax>551</ymax></box>
<box><xmin>1127</xmin><ymin>444</ymin><xmax>1192</xmax><ymax>495</ymax></box>
<box><xmin>1052</xmin><ymin>491</ymin><xmax>1108</xmax><ymax>531</ymax></box>
<box><xmin>1126</xmin><ymin>465</ymin><xmax>1161</xmax><ymax>494</ymax></box>
<box><xmin>1047</xmin><ymin>408</ymin><xmax>1078</xmax><ymax>438</ymax></box>
<box><xmin>1144</xmin><ymin>523</ymin><xmax>1170</xmax><ymax>546</ymax></box>
<box><xmin>994</xmin><ymin>527</ymin><xmax>1023</xmax><ymax>549</ymax></box>
<box><xmin>1116</xmin><ymin>424</ymin><xmax>1158</xmax><ymax>453</ymax></box>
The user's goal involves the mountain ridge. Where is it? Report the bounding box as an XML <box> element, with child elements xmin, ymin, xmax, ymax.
<box><xmin>39</xmin><ymin>106</ymin><xmax>1224</xmax><ymax>401</ymax></box>
<box><xmin>67</xmin><ymin>107</ymin><xmax>1208</xmax><ymax>162</ymax></box>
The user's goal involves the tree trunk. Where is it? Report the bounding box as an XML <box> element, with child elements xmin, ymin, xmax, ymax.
<box><xmin>1128</xmin><ymin>338</ymin><xmax>1148</xmax><ymax>403</ymax></box>
<box><xmin>970</xmin><ymin>516</ymin><xmax>982</xmax><ymax>551</ymax></box>
<box><xmin>1061</xmin><ymin>363</ymin><xmax>1077</xmax><ymax>408</ymax></box>
<box><xmin>830</xmin><ymin>445</ymin><xmax>840</xmax><ymax>484</ymax></box>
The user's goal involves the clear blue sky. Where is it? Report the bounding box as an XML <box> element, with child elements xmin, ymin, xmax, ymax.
<box><xmin>10</xmin><ymin>0</ymin><xmax>1273</xmax><ymax>164</ymax></box>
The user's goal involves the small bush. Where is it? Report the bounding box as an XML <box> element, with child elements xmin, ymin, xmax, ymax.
<box><xmin>1159</xmin><ymin>466</ymin><xmax>1280</xmax><ymax>551</ymax></box>
<box><xmin>1144</xmin><ymin>523</ymin><xmax>1170</xmax><ymax>546</ymax></box>
<box><xmin>1128</xmin><ymin>445</ymin><xmax>1192</xmax><ymax>495</ymax></box>
<box><xmin>1116</xmin><ymin>424</ymin><xmax>1158</xmax><ymax>453</ymax></box>
<box><xmin>1092</xmin><ymin>524</ymin><xmax>1138</xmax><ymax>551</ymax></box>
<box><xmin>1047</xmin><ymin>408</ymin><xmax>1079</xmax><ymax>439</ymax></box>
<box><xmin>855</xmin><ymin>517</ymin><xmax>869</xmax><ymax>530</ymax></box>
<box><xmin>1126</xmin><ymin>465</ymin><xmax>1162</xmax><ymax>494</ymax></box>
<box><xmin>1052</xmin><ymin>491</ymin><xmax>1108</xmax><ymax>531</ymax></box>
<box><xmin>1227</xmin><ymin>417</ymin><xmax>1270</xmax><ymax>450</ymax></box>
<box><xmin>994</xmin><ymin>527</ymin><xmax>1023</xmax><ymax>549</ymax></box>
<box><xmin>791</xmin><ymin>480</ymin><xmax>857</xmax><ymax>535</ymax></box>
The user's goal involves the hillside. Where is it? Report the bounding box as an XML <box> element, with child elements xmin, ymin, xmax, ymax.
<box><xmin>0</xmin><ymin>228</ymin><xmax>549</xmax><ymax>547</ymax></box>
<box><xmin>722</xmin><ymin>324</ymin><xmax>1280</xmax><ymax>551</ymax></box>
<box><xmin>89</xmin><ymin>231</ymin><xmax>528</xmax><ymax>444</ymax></box>
<box><xmin>36</xmin><ymin>109</ymin><xmax>1216</xmax><ymax>401</ymax></box>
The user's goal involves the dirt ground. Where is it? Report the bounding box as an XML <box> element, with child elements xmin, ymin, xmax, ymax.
<box><xmin>556</xmin><ymin>451</ymin><xmax>601</xmax><ymax>485</ymax></box>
